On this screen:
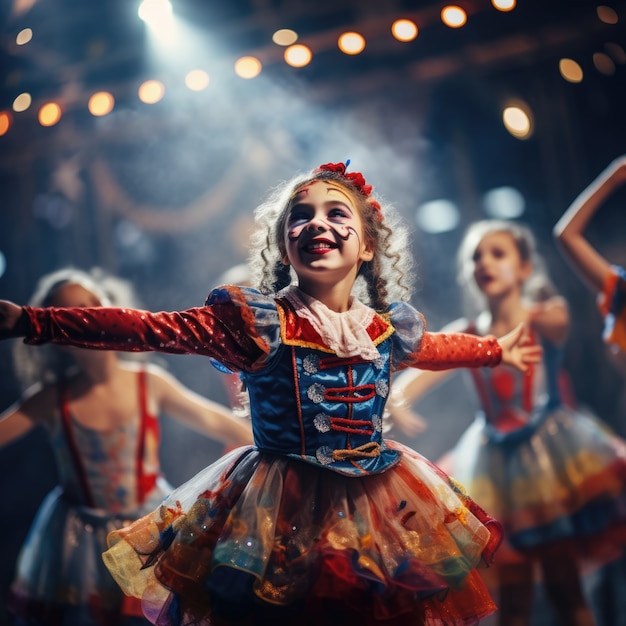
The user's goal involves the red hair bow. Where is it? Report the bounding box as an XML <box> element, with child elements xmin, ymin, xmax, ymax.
<box><xmin>315</xmin><ymin>162</ymin><xmax>382</xmax><ymax>219</ymax></box>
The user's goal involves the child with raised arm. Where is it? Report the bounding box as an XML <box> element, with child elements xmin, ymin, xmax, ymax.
<box><xmin>1</xmin><ymin>268</ymin><xmax>252</xmax><ymax>626</ymax></box>
<box><xmin>554</xmin><ymin>155</ymin><xmax>626</xmax><ymax>355</ymax></box>
<box><xmin>388</xmin><ymin>219</ymin><xmax>626</xmax><ymax>626</ymax></box>
<box><xmin>0</xmin><ymin>164</ymin><xmax>541</xmax><ymax>626</ymax></box>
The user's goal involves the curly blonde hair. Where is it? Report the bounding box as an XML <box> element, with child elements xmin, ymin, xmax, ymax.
<box><xmin>248</xmin><ymin>167</ymin><xmax>414</xmax><ymax>311</ymax></box>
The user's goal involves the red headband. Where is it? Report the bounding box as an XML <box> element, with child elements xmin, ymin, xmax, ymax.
<box><xmin>314</xmin><ymin>161</ymin><xmax>383</xmax><ymax>219</ymax></box>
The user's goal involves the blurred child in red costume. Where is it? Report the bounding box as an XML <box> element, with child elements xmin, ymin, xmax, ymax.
<box><xmin>388</xmin><ymin>219</ymin><xmax>626</xmax><ymax>626</ymax></box>
<box><xmin>0</xmin><ymin>163</ymin><xmax>541</xmax><ymax>626</ymax></box>
<box><xmin>0</xmin><ymin>267</ymin><xmax>252</xmax><ymax>626</ymax></box>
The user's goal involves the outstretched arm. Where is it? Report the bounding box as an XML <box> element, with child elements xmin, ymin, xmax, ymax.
<box><xmin>553</xmin><ymin>155</ymin><xmax>626</xmax><ymax>294</ymax></box>
<box><xmin>409</xmin><ymin>323</ymin><xmax>541</xmax><ymax>373</ymax></box>
<box><xmin>0</xmin><ymin>301</ymin><xmax>269</xmax><ymax>373</ymax></box>
<box><xmin>147</xmin><ymin>364</ymin><xmax>253</xmax><ymax>447</ymax></box>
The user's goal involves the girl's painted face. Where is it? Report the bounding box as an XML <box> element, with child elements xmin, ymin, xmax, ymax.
<box><xmin>283</xmin><ymin>180</ymin><xmax>373</xmax><ymax>284</ymax></box>
<box><xmin>471</xmin><ymin>231</ymin><xmax>530</xmax><ymax>298</ymax></box>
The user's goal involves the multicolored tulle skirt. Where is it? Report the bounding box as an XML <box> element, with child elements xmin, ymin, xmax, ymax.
<box><xmin>103</xmin><ymin>443</ymin><xmax>503</xmax><ymax>626</ymax></box>
<box><xmin>437</xmin><ymin>406</ymin><xmax>626</xmax><ymax>565</ymax></box>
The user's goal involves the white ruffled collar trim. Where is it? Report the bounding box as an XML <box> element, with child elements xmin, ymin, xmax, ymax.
<box><xmin>283</xmin><ymin>286</ymin><xmax>380</xmax><ymax>361</ymax></box>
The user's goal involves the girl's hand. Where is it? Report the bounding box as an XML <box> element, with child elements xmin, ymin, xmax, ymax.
<box><xmin>498</xmin><ymin>323</ymin><xmax>543</xmax><ymax>372</ymax></box>
<box><xmin>0</xmin><ymin>301</ymin><xmax>27</xmax><ymax>339</ymax></box>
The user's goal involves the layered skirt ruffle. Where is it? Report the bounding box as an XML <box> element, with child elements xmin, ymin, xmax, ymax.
<box><xmin>438</xmin><ymin>407</ymin><xmax>626</xmax><ymax>565</ymax></box>
<box><xmin>9</xmin><ymin>485</ymin><xmax>168</xmax><ymax>626</ymax></box>
<box><xmin>102</xmin><ymin>443</ymin><xmax>502</xmax><ymax>626</ymax></box>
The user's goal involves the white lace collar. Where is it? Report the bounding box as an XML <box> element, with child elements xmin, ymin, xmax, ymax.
<box><xmin>282</xmin><ymin>286</ymin><xmax>381</xmax><ymax>361</ymax></box>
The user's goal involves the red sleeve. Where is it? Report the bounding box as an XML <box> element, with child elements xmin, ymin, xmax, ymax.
<box><xmin>22</xmin><ymin>304</ymin><xmax>270</xmax><ymax>373</ymax></box>
<box><xmin>407</xmin><ymin>331</ymin><xmax>502</xmax><ymax>370</ymax></box>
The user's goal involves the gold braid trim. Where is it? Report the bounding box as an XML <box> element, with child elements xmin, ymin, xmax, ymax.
<box><xmin>332</xmin><ymin>442</ymin><xmax>381</xmax><ymax>461</ymax></box>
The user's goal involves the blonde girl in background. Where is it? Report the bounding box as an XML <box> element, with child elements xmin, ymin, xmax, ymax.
<box><xmin>388</xmin><ymin>220</ymin><xmax>626</xmax><ymax>626</ymax></box>
<box><xmin>1</xmin><ymin>268</ymin><xmax>252</xmax><ymax>626</ymax></box>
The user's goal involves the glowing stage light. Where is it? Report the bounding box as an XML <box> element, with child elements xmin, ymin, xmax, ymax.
<box><xmin>88</xmin><ymin>91</ymin><xmax>115</xmax><ymax>116</ymax></box>
<box><xmin>16</xmin><ymin>28</ymin><xmax>33</xmax><ymax>45</ymax></box>
<box><xmin>597</xmin><ymin>5</ymin><xmax>618</xmax><ymax>24</ymax></box>
<box><xmin>273</xmin><ymin>29</ymin><xmax>298</xmax><ymax>46</ymax></box>
<box><xmin>235</xmin><ymin>56</ymin><xmax>262</xmax><ymax>79</ymax></box>
<box><xmin>502</xmin><ymin>104</ymin><xmax>532</xmax><ymax>139</ymax></box>
<box><xmin>391</xmin><ymin>19</ymin><xmax>418</xmax><ymax>42</ymax></box>
<box><xmin>0</xmin><ymin>112</ymin><xmax>11</xmax><ymax>135</ymax></box>
<box><xmin>415</xmin><ymin>199</ymin><xmax>460</xmax><ymax>234</ymax></box>
<box><xmin>593</xmin><ymin>52</ymin><xmax>616</xmax><ymax>75</ymax></box>
<box><xmin>139</xmin><ymin>79</ymin><xmax>165</xmax><ymax>103</ymax></box>
<box><xmin>483</xmin><ymin>187</ymin><xmax>525</xmax><ymax>219</ymax></box>
<box><xmin>491</xmin><ymin>0</ymin><xmax>516</xmax><ymax>11</ymax></box>
<box><xmin>559</xmin><ymin>58</ymin><xmax>583</xmax><ymax>83</ymax></box>
<box><xmin>441</xmin><ymin>6</ymin><xmax>467</xmax><ymax>28</ymax></box>
<box><xmin>138</xmin><ymin>0</ymin><xmax>173</xmax><ymax>25</ymax></box>
<box><xmin>185</xmin><ymin>69</ymin><xmax>210</xmax><ymax>91</ymax></box>
<box><xmin>284</xmin><ymin>44</ymin><xmax>312</xmax><ymax>68</ymax></box>
<box><xmin>38</xmin><ymin>102</ymin><xmax>62</xmax><ymax>127</ymax></box>
<box><xmin>338</xmin><ymin>32</ymin><xmax>365</xmax><ymax>55</ymax></box>
<box><xmin>13</xmin><ymin>93</ymin><xmax>32</xmax><ymax>112</ymax></box>
<box><xmin>139</xmin><ymin>0</ymin><xmax>177</xmax><ymax>45</ymax></box>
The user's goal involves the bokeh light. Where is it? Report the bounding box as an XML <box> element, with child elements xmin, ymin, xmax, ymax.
<box><xmin>284</xmin><ymin>44</ymin><xmax>312</xmax><ymax>68</ymax></box>
<box><xmin>441</xmin><ymin>6</ymin><xmax>467</xmax><ymax>28</ymax></box>
<box><xmin>391</xmin><ymin>19</ymin><xmax>418</xmax><ymax>42</ymax></box>
<box><xmin>491</xmin><ymin>0</ymin><xmax>516</xmax><ymax>11</ymax></box>
<box><xmin>38</xmin><ymin>102</ymin><xmax>62</xmax><ymax>127</ymax></box>
<box><xmin>483</xmin><ymin>186</ymin><xmax>525</xmax><ymax>218</ymax></box>
<box><xmin>16</xmin><ymin>28</ymin><xmax>33</xmax><ymax>45</ymax></box>
<box><xmin>597</xmin><ymin>5</ymin><xmax>618</xmax><ymax>24</ymax></box>
<box><xmin>593</xmin><ymin>52</ymin><xmax>616</xmax><ymax>75</ymax></box>
<box><xmin>338</xmin><ymin>32</ymin><xmax>366</xmax><ymax>55</ymax></box>
<box><xmin>185</xmin><ymin>69</ymin><xmax>210</xmax><ymax>91</ymax></box>
<box><xmin>12</xmin><ymin>93</ymin><xmax>32</xmax><ymax>112</ymax></box>
<box><xmin>0</xmin><ymin>112</ymin><xmax>11</xmax><ymax>136</ymax></box>
<box><xmin>272</xmin><ymin>29</ymin><xmax>298</xmax><ymax>46</ymax></box>
<box><xmin>559</xmin><ymin>58</ymin><xmax>583</xmax><ymax>83</ymax></box>
<box><xmin>138</xmin><ymin>79</ymin><xmax>165</xmax><ymax>104</ymax></box>
<box><xmin>502</xmin><ymin>104</ymin><xmax>532</xmax><ymax>139</ymax></box>
<box><xmin>415</xmin><ymin>199</ymin><xmax>460</xmax><ymax>233</ymax></box>
<box><xmin>88</xmin><ymin>91</ymin><xmax>115</xmax><ymax>116</ymax></box>
<box><xmin>234</xmin><ymin>56</ymin><xmax>262</xmax><ymax>78</ymax></box>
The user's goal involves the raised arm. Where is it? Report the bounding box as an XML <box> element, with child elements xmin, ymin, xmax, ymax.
<box><xmin>553</xmin><ymin>155</ymin><xmax>626</xmax><ymax>294</ymax></box>
<box><xmin>146</xmin><ymin>364</ymin><xmax>253</xmax><ymax>447</ymax></box>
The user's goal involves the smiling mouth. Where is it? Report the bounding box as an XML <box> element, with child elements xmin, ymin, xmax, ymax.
<box><xmin>302</xmin><ymin>240</ymin><xmax>338</xmax><ymax>253</ymax></box>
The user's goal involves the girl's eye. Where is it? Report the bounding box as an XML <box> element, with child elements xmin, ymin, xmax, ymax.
<box><xmin>288</xmin><ymin>210</ymin><xmax>309</xmax><ymax>223</ymax></box>
<box><xmin>329</xmin><ymin>207</ymin><xmax>348</xmax><ymax>219</ymax></box>
<box><xmin>472</xmin><ymin>251</ymin><xmax>481</xmax><ymax>262</ymax></box>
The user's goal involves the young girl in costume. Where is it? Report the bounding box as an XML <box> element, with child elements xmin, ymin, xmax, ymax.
<box><xmin>0</xmin><ymin>268</ymin><xmax>253</xmax><ymax>626</ymax></box>
<box><xmin>0</xmin><ymin>164</ymin><xmax>541</xmax><ymax>626</ymax></box>
<box><xmin>554</xmin><ymin>155</ymin><xmax>626</xmax><ymax>356</ymax></box>
<box><xmin>388</xmin><ymin>219</ymin><xmax>626</xmax><ymax>626</ymax></box>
